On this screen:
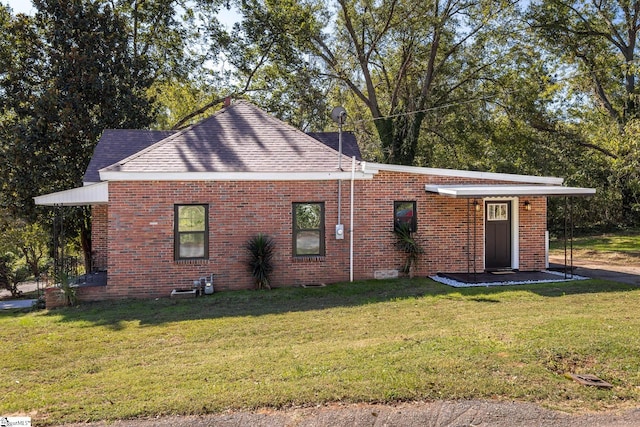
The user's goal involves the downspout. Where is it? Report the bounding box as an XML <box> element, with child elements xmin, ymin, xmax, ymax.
<box><xmin>350</xmin><ymin>156</ymin><xmax>355</xmax><ymax>282</ymax></box>
<box><xmin>337</xmin><ymin>112</ymin><xmax>344</xmax><ymax>226</ymax></box>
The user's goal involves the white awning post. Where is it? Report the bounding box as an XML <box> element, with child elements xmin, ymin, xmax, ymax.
<box><xmin>350</xmin><ymin>156</ymin><xmax>355</xmax><ymax>282</ymax></box>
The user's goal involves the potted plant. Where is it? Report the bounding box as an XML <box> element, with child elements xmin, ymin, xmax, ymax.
<box><xmin>393</xmin><ymin>223</ymin><xmax>423</xmax><ymax>277</ymax></box>
<box><xmin>246</xmin><ymin>233</ymin><xmax>275</xmax><ymax>290</ymax></box>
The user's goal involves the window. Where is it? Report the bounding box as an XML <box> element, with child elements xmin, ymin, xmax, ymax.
<box><xmin>394</xmin><ymin>201</ymin><xmax>417</xmax><ymax>232</ymax></box>
<box><xmin>293</xmin><ymin>202</ymin><xmax>325</xmax><ymax>256</ymax></box>
<box><xmin>487</xmin><ymin>203</ymin><xmax>509</xmax><ymax>221</ymax></box>
<box><xmin>175</xmin><ymin>204</ymin><xmax>208</xmax><ymax>260</ymax></box>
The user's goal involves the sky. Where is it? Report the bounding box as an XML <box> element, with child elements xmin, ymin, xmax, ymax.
<box><xmin>4</xmin><ymin>0</ymin><xmax>34</xmax><ymax>14</ymax></box>
<box><xmin>2</xmin><ymin>0</ymin><xmax>241</xmax><ymax>29</ymax></box>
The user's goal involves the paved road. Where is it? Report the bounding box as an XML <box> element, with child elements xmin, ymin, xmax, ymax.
<box><xmin>56</xmin><ymin>400</ymin><xmax>640</xmax><ymax>427</ymax></box>
<box><xmin>549</xmin><ymin>256</ymin><xmax>640</xmax><ymax>285</ymax></box>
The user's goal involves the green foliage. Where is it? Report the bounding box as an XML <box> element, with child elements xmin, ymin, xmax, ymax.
<box><xmin>393</xmin><ymin>222</ymin><xmax>424</xmax><ymax>274</ymax></box>
<box><xmin>0</xmin><ymin>253</ymin><xmax>16</xmax><ymax>296</ymax></box>
<box><xmin>0</xmin><ymin>215</ymin><xmax>49</xmax><ymax>278</ymax></box>
<box><xmin>229</xmin><ymin>0</ymin><xmax>330</xmax><ymax>130</ymax></box>
<box><xmin>246</xmin><ymin>233</ymin><xmax>276</xmax><ymax>290</ymax></box>
<box><xmin>0</xmin><ymin>1</ymin><xmax>157</xmax><ymax>215</ymax></box>
<box><xmin>56</xmin><ymin>270</ymin><xmax>77</xmax><ymax>307</ymax></box>
<box><xmin>294</xmin><ymin>203</ymin><xmax>321</xmax><ymax>229</ymax></box>
<box><xmin>0</xmin><ymin>252</ymin><xmax>30</xmax><ymax>297</ymax></box>
<box><xmin>526</xmin><ymin>0</ymin><xmax>640</xmax><ymax>227</ymax></box>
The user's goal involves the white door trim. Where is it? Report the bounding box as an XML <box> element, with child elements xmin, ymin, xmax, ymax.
<box><xmin>483</xmin><ymin>197</ymin><xmax>519</xmax><ymax>270</ymax></box>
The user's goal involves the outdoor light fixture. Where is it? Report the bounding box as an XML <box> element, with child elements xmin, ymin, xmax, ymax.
<box><xmin>473</xmin><ymin>200</ymin><xmax>481</xmax><ymax>212</ymax></box>
<box><xmin>524</xmin><ymin>200</ymin><xmax>531</xmax><ymax>211</ymax></box>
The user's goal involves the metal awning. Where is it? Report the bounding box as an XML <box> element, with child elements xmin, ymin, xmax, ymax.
<box><xmin>425</xmin><ymin>184</ymin><xmax>596</xmax><ymax>198</ymax></box>
<box><xmin>34</xmin><ymin>182</ymin><xmax>108</xmax><ymax>206</ymax></box>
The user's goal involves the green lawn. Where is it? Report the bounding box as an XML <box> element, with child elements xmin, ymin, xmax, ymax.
<box><xmin>550</xmin><ymin>231</ymin><xmax>640</xmax><ymax>253</ymax></box>
<box><xmin>2</xmin><ymin>278</ymin><xmax>640</xmax><ymax>425</ymax></box>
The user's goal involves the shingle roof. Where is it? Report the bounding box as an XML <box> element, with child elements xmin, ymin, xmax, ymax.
<box><xmin>307</xmin><ymin>132</ymin><xmax>361</xmax><ymax>160</ymax></box>
<box><xmin>84</xmin><ymin>129</ymin><xmax>176</xmax><ymax>183</ymax></box>
<box><xmin>100</xmin><ymin>101</ymin><xmax>359</xmax><ymax>175</ymax></box>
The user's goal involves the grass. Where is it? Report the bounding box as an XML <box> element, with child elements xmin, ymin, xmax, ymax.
<box><xmin>550</xmin><ymin>231</ymin><xmax>640</xmax><ymax>263</ymax></box>
<box><xmin>1</xmin><ymin>278</ymin><xmax>640</xmax><ymax>425</ymax></box>
<box><xmin>550</xmin><ymin>231</ymin><xmax>640</xmax><ymax>252</ymax></box>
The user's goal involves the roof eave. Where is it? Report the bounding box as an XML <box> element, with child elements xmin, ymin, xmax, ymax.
<box><xmin>34</xmin><ymin>182</ymin><xmax>109</xmax><ymax>206</ymax></box>
<box><xmin>425</xmin><ymin>184</ymin><xmax>596</xmax><ymax>198</ymax></box>
<box><xmin>99</xmin><ymin>170</ymin><xmax>375</xmax><ymax>181</ymax></box>
<box><xmin>366</xmin><ymin>163</ymin><xmax>564</xmax><ymax>185</ymax></box>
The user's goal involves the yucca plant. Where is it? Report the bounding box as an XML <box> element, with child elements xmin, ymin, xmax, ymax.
<box><xmin>393</xmin><ymin>222</ymin><xmax>423</xmax><ymax>276</ymax></box>
<box><xmin>246</xmin><ymin>233</ymin><xmax>276</xmax><ymax>290</ymax></box>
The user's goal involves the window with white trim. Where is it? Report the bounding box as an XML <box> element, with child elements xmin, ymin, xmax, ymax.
<box><xmin>487</xmin><ymin>203</ymin><xmax>509</xmax><ymax>221</ymax></box>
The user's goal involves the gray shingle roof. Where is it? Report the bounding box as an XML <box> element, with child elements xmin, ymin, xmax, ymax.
<box><xmin>84</xmin><ymin>129</ymin><xmax>176</xmax><ymax>183</ymax></box>
<box><xmin>100</xmin><ymin>101</ymin><xmax>359</xmax><ymax>175</ymax></box>
<box><xmin>307</xmin><ymin>132</ymin><xmax>361</xmax><ymax>160</ymax></box>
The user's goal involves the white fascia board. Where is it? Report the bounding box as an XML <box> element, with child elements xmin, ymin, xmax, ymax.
<box><xmin>425</xmin><ymin>184</ymin><xmax>596</xmax><ymax>197</ymax></box>
<box><xmin>99</xmin><ymin>171</ymin><xmax>375</xmax><ymax>181</ymax></box>
<box><xmin>366</xmin><ymin>162</ymin><xmax>564</xmax><ymax>185</ymax></box>
<box><xmin>34</xmin><ymin>182</ymin><xmax>108</xmax><ymax>206</ymax></box>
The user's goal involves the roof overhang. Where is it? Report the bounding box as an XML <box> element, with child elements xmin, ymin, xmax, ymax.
<box><xmin>425</xmin><ymin>184</ymin><xmax>596</xmax><ymax>198</ymax></box>
<box><xmin>98</xmin><ymin>171</ymin><xmax>374</xmax><ymax>181</ymax></box>
<box><xmin>34</xmin><ymin>182</ymin><xmax>108</xmax><ymax>206</ymax></box>
<box><xmin>366</xmin><ymin>163</ymin><xmax>564</xmax><ymax>185</ymax></box>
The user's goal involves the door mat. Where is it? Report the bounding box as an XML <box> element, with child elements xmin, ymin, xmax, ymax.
<box><xmin>490</xmin><ymin>271</ymin><xmax>515</xmax><ymax>275</ymax></box>
<box><xmin>566</xmin><ymin>373</ymin><xmax>613</xmax><ymax>388</ymax></box>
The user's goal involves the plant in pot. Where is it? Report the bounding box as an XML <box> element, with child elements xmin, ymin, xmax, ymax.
<box><xmin>246</xmin><ymin>233</ymin><xmax>275</xmax><ymax>290</ymax></box>
<box><xmin>393</xmin><ymin>222</ymin><xmax>423</xmax><ymax>277</ymax></box>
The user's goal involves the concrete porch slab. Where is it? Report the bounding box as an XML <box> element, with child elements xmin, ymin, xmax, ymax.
<box><xmin>433</xmin><ymin>270</ymin><xmax>588</xmax><ymax>288</ymax></box>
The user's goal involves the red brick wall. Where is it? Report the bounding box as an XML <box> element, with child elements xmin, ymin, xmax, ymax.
<box><xmin>86</xmin><ymin>171</ymin><xmax>548</xmax><ymax>301</ymax></box>
<box><xmin>91</xmin><ymin>205</ymin><xmax>108</xmax><ymax>271</ymax></box>
<box><xmin>518</xmin><ymin>196</ymin><xmax>547</xmax><ymax>271</ymax></box>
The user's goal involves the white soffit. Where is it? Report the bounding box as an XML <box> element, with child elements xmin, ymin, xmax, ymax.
<box><xmin>366</xmin><ymin>163</ymin><xmax>565</xmax><ymax>185</ymax></box>
<box><xmin>34</xmin><ymin>182</ymin><xmax>108</xmax><ymax>206</ymax></box>
<box><xmin>425</xmin><ymin>184</ymin><xmax>596</xmax><ymax>198</ymax></box>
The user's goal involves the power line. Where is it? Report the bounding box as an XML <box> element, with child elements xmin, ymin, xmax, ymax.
<box><xmin>348</xmin><ymin>59</ymin><xmax>634</xmax><ymax>126</ymax></box>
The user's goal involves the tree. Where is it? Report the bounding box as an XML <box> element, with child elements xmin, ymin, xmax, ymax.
<box><xmin>234</xmin><ymin>0</ymin><xmax>519</xmax><ymax>165</ymax></box>
<box><xmin>0</xmin><ymin>1</ymin><xmax>157</xmax><ymax>270</ymax></box>
<box><xmin>0</xmin><ymin>218</ymin><xmax>49</xmax><ymax>279</ymax></box>
<box><xmin>0</xmin><ymin>212</ymin><xmax>48</xmax><ymax>296</ymax></box>
<box><xmin>528</xmin><ymin>0</ymin><xmax>640</xmax><ymax>225</ymax></box>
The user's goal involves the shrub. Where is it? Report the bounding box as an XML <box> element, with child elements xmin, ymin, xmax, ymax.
<box><xmin>393</xmin><ymin>223</ymin><xmax>423</xmax><ymax>275</ymax></box>
<box><xmin>246</xmin><ymin>234</ymin><xmax>276</xmax><ymax>290</ymax></box>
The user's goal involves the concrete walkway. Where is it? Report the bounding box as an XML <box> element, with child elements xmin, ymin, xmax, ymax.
<box><xmin>0</xmin><ymin>281</ymin><xmax>42</xmax><ymax>310</ymax></box>
<box><xmin>0</xmin><ymin>299</ymin><xmax>37</xmax><ymax>310</ymax></box>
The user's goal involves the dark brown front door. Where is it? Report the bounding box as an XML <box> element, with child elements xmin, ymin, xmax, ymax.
<box><xmin>485</xmin><ymin>202</ymin><xmax>511</xmax><ymax>270</ymax></box>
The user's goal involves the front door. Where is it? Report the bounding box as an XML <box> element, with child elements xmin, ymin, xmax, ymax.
<box><xmin>485</xmin><ymin>202</ymin><xmax>511</xmax><ymax>270</ymax></box>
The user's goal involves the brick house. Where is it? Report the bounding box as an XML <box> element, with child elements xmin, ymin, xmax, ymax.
<box><xmin>35</xmin><ymin>101</ymin><xmax>595</xmax><ymax>303</ymax></box>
